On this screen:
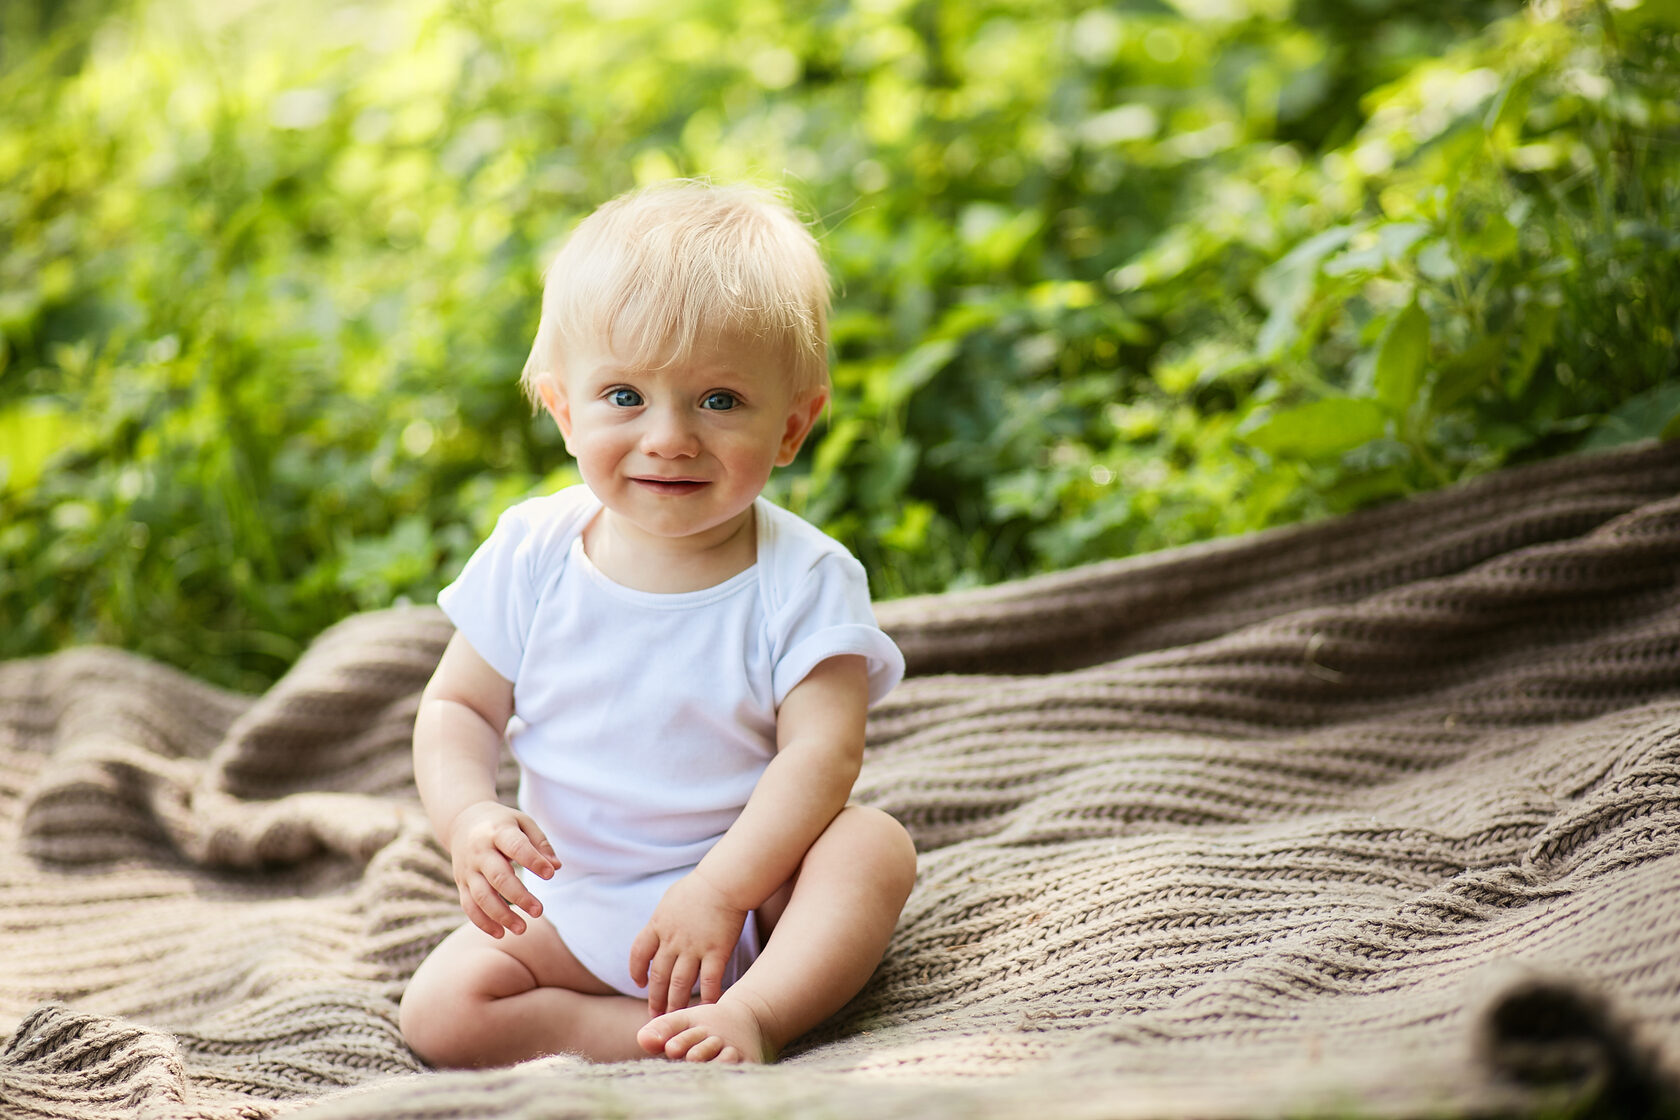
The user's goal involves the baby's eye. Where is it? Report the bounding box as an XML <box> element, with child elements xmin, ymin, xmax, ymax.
<box><xmin>608</xmin><ymin>388</ymin><xmax>643</xmax><ymax>408</ymax></box>
<box><xmin>701</xmin><ymin>391</ymin><xmax>739</xmax><ymax>411</ymax></box>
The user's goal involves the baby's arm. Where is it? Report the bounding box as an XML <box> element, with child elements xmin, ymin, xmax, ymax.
<box><xmin>631</xmin><ymin>654</ymin><xmax>869</xmax><ymax>1014</ymax></box>
<box><xmin>415</xmin><ymin>632</ymin><xmax>557</xmax><ymax>938</ymax></box>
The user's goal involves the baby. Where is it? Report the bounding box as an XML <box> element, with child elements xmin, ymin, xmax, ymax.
<box><xmin>398</xmin><ymin>181</ymin><xmax>917</xmax><ymax>1067</ymax></box>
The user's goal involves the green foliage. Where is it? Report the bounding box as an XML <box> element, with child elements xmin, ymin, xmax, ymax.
<box><xmin>2</xmin><ymin>0</ymin><xmax>1676</xmax><ymax>689</ymax></box>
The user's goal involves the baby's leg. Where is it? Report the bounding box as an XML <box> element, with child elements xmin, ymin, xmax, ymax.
<box><xmin>401</xmin><ymin>916</ymin><xmax>650</xmax><ymax>1066</ymax></box>
<box><xmin>638</xmin><ymin>805</ymin><xmax>917</xmax><ymax>1063</ymax></box>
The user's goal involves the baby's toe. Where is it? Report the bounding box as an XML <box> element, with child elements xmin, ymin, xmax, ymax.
<box><xmin>684</xmin><ymin>1034</ymin><xmax>726</xmax><ymax>1063</ymax></box>
<box><xmin>663</xmin><ymin>1024</ymin><xmax>712</xmax><ymax>1060</ymax></box>
<box><xmin>636</xmin><ymin>1019</ymin><xmax>677</xmax><ymax>1056</ymax></box>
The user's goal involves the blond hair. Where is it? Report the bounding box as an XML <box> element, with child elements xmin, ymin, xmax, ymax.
<box><xmin>521</xmin><ymin>180</ymin><xmax>831</xmax><ymax>405</ymax></box>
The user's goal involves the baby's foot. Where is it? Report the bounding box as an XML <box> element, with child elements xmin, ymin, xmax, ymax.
<box><xmin>636</xmin><ymin>994</ymin><xmax>775</xmax><ymax>1064</ymax></box>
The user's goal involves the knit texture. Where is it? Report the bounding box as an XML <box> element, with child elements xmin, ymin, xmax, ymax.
<box><xmin>4</xmin><ymin>440</ymin><xmax>1679</xmax><ymax>1119</ymax></box>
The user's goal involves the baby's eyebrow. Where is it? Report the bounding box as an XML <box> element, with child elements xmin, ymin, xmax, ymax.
<box><xmin>582</xmin><ymin>367</ymin><xmax>642</xmax><ymax>384</ymax></box>
<box><xmin>583</xmin><ymin>356</ymin><xmax>751</xmax><ymax>382</ymax></box>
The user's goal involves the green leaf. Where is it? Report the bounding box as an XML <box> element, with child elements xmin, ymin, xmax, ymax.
<box><xmin>1415</xmin><ymin>240</ymin><xmax>1458</xmax><ymax>282</ymax></box>
<box><xmin>1324</xmin><ymin>465</ymin><xmax>1415</xmax><ymax>511</ymax></box>
<box><xmin>1483</xmin><ymin>74</ymin><xmax>1532</xmax><ymax>143</ymax></box>
<box><xmin>858</xmin><ymin>439</ymin><xmax>919</xmax><ymax>508</ymax></box>
<box><xmin>1430</xmin><ymin>334</ymin><xmax>1507</xmax><ymax>412</ymax></box>
<box><xmin>1254</xmin><ymin>224</ymin><xmax>1362</xmax><ymax>358</ymax></box>
<box><xmin>1255</xmin><ymin>225</ymin><xmax>1362</xmax><ymax>309</ymax></box>
<box><xmin>1608</xmin><ymin>0</ymin><xmax>1680</xmax><ymax>33</ymax></box>
<box><xmin>1581</xmin><ymin>382</ymin><xmax>1680</xmax><ymax>450</ymax></box>
<box><xmin>1464</xmin><ymin>211</ymin><xmax>1519</xmax><ymax>262</ymax></box>
<box><xmin>1509</xmin><ymin>302</ymin><xmax>1559</xmax><ymax>397</ymax></box>
<box><xmin>881</xmin><ymin>500</ymin><xmax>935</xmax><ymax>552</ymax></box>
<box><xmin>1378</xmin><ymin>222</ymin><xmax>1431</xmax><ymax>260</ymax></box>
<box><xmin>958</xmin><ymin>205</ymin><xmax>1045</xmax><ymax>271</ymax></box>
<box><xmin>1373</xmin><ymin>301</ymin><xmax>1430</xmax><ymax>413</ymax></box>
<box><xmin>0</xmin><ymin>400</ymin><xmax>85</xmax><ymax>494</ymax></box>
<box><xmin>1241</xmin><ymin>398</ymin><xmax>1389</xmax><ymax>459</ymax></box>
<box><xmin>811</xmin><ymin>417</ymin><xmax>865</xmax><ymax>487</ymax></box>
<box><xmin>1322</xmin><ymin>246</ymin><xmax>1385</xmax><ymax>278</ymax></box>
<box><xmin>885</xmin><ymin>339</ymin><xmax>959</xmax><ymax>409</ymax></box>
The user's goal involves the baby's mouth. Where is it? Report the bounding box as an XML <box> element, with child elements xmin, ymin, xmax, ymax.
<box><xmin>632</xmin><ymin>477</ymin><xmax>709</xmax><ymax>495</ymax></box>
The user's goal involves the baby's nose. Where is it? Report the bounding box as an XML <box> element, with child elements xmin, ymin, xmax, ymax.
<box><xmin>641</xmin><ymin>407</ymin><xmax>700</xmax><ymax>457</ymax></box>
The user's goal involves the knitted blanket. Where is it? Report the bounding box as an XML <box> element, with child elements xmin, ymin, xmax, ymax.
<box><xmin>4</xmin><ymin>440</ymin><xmax>1679</xmax><ymax>1119</ymax></box>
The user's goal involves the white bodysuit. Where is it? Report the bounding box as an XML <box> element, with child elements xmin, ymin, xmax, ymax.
<box><xmin>437</xmin><ymin>485</ymin><xmax>904</xmax><ymax>998</ymax></box>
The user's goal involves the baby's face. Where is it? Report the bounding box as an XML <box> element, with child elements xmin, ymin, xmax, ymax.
<box><xmin>540</xmin><ymin>332</ymin><xmax>826</xmax><ymax>550</ymax></box>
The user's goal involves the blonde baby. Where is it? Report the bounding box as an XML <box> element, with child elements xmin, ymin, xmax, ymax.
<box><xmin>398</xmin><ymin>180</ymin><xmax>916</xmax><ymax>1066</ymax></box>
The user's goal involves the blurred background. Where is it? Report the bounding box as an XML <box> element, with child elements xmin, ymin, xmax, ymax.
<box><xmin>2</xmin><ymin>0</ymin><xmax>1677</xmax><ymax>692</ymax></box>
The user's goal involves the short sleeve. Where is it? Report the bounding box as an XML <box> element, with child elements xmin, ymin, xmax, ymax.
<box><xmin>437</xmin><ymin>504</ymin><xmax>542</xmax><ymax>682</ymax></box>
<box><xmin>770</xmin><ymin>553</ymin><xmax>905</xmax><ymax>708</ymax></box>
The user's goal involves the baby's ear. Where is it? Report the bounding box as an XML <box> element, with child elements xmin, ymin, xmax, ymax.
<box><xmin>537</xmin><ymin>380</ymin><xmax>574</xmax><ymax>449</ymax></box>
<box><xmin>775</xmin><ymin>386</ymin><xmax>829</xmax><ymax>467</ymax></box>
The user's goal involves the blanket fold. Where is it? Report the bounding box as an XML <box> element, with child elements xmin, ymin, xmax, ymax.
<box><xmin>4</xmin><ymin>439</ymin><xmax>1678</xmax><ymax>1119</ymax></box>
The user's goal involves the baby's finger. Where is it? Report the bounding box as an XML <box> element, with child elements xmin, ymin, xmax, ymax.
<box><xmin>492</xmin><ymin>824</ymin><xmax>547</xmax><ymax>880</ymax></box>
<box><xmin>629</xmin><ymin>927</ymin><xmax>658</xmax><ymax>988</ymax></box>
<box><xmin>646</xmin><ymin>947</ymin><xmax>676</xmax><ymax>1016</ymax></box>
<box><xmin>697</xmin><ymin>956</ymin><xmax>726</xmax><ymax>1006</ymax></box>
<box><xmin>666</xmin><ymin>955</ymin><xmax>699</xmax><ymax>1013</ymax></box>
<box><xmin>503</xmin><ymin>822</ymin><xmax>558</xmax><ymax>879</ymax></box>
<box><xmin>467</xmin><ymin>875</ymin><xmax>526</xmax><ymax>937</ymax></box>
<box><xmin>516</xmin><ymin>815</ymin><xmax>560</xmax><ymax>876</ymax></box>
<box><xmin>458</xmin><ymin>886</ymin><xmax>505</xmax><ymax>939</ymax></box>
<box><xmin>485</xmin><ymin>860</ymin><xmax>542</xmax><ymax>919</ymax></box>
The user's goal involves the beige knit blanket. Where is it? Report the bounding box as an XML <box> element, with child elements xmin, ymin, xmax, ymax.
<box><xmin>4</xmin><ymin>441</ymin><xmax>1679</xmax><ymax>1120</ymax></box>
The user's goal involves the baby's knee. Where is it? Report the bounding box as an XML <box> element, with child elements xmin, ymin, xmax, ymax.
<box><xmin>398</xmin><ymin>975</ymin><xmax>452</xmax><ymax>1067</ymax></box>
<box><xmin>833</xmin><ymin>805</ymin><xmax>918</xmax><ymax>897</ymax></box>
<box><xmin>400</xmin><ymin>961</ymin><xmax>482</xmax><ymax>1069</ymax></box>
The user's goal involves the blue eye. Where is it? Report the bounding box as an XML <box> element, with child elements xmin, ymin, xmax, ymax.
<box><xmin>701</xmin><ymin>391</ymin><xmax>739</xmax><ymax>411</ymax></box>
<box><xmin>608</xmin><ymin>388</ymin><xmax>643</xmax><ymax>407</ymax></box>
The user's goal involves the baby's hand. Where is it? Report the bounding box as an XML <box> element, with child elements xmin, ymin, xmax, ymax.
<box><xmin>445</xmin><ymin>801</ymin><xmax>558</xmax><ymax>939</ymax></box>
<box><xmin>630</xmin><ymin>870</ymin><xmax>749</xmax><ymax>1016</ymax></box>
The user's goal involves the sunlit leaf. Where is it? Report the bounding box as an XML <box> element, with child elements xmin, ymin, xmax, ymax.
<box><xmin>1483</xmin><ymin>74</ymin><xmax>1532</xmax><ymax>141</ymax></box>
<box><xmin>1254</xmin><ymin>224</ymin><xmax>1363</xmax><ymax>312</ymax></box>
<box><xmin>1377</xmin><ymin>222</ymin><xmax>1431</xmax><ymax>259</ymax></box>
<box><xmin>1254</xmin><ymin>224</ymin><xmax>1362</xmax><ymax>357</ymax></box>
<box><xmin>1241</xmin><ymin>398</ymin><xmax>1389</xmax><ymax>459</ymax></box>
<box><xmin>1464</xmin><ymin>210</ymin><xmax>1519</xmax><ymax>261</ymax></box>
<box><xmin>885</xmin><ymin>339</ymin><xmax>959</xmax><ymax>408</ymax></box>
<box><xmin>1415</xmin><ymin>240</ymin><xmax>1458</xmax><ymax>281</ymax></box>
<box><xmin>0</xmin><ymin>401</ymin><xmax>84</xmax><ymax>494</ymax></box>
<box><xmin>1373</xmin><ymin>301</ymin><xmax>1429</xmax><ymax>413</ymax></box>
<box><xmin>811</xmin><ymin>417</ymin><xmax>865</xmax><ymax>488</ymax></box>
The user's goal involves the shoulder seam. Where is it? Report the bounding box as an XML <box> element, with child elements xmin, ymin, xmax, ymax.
<box><xmin>509</xmin><ymin>485</ymin><xmax>598</xmax><ymax>591</ymax></box>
